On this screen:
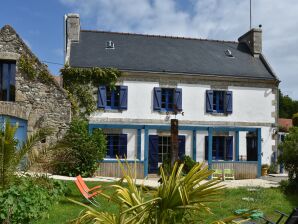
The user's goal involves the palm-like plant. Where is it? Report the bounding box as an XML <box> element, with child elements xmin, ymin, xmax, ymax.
<box><xmin>72</xmin><ymin>161</ymin><xmax>224</xmax><ymax>224</ymax></box>
<box><xmin>0</xmin><ymin>120</ymin><xmax>52</xmax><ymax>189</ymax></box>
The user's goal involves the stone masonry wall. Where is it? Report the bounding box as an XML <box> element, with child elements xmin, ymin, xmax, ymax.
<box><xmin>0</xmin><ymin>25</ymin><xmax>71</xmax><ymax>149</ymax></box>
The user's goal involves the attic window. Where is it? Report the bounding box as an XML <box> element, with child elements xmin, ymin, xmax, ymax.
<box><xmin>106</xmin><ymin>40</ymin><xmax>115</xmax><ymax>49</ymax></box>
<box><xmin>225</xmin><ymin>49</ymin><xmax>234</xmax><ymax>58</ymax></box>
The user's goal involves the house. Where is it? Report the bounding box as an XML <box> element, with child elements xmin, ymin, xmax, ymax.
<box><xmin>0</xmin><ymin>25</ymin><xmax>71</xmax><ymax>152</ymax></box>
<box><xmin>64</xmin><ymin>14</ymin><xmax>279</xmax><ymax>179</ymax></box>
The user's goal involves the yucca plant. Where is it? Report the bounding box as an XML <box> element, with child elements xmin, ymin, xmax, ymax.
<box><xmin>72</xmin><ymin>160</ymin><xmax>224</xmax><ymax>224</ymax></box>
<box><xmin>0</xmin><ymin>120</ymin><xmax>52</xmax><ymax>189</ymax></box>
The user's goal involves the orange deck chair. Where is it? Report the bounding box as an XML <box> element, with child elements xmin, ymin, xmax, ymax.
<box><xmin>76</xmin><ymin>175</ymin><xmax>102</xmax><ymax>193</ymax></box>
<box><xmin>74</xmin><ymin>179</ymin><xmax>102</xmax><ymax>207</ymax></box>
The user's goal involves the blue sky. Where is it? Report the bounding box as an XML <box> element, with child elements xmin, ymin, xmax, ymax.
<box><xmin>1</xmin><ymin>0</ymin><xmax>298</xmax><ymax>99</ymax></box>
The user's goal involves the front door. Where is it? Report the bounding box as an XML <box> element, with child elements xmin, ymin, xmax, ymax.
<box><xmin>148</xmin><ymin>135</ymin><xmax>185</xmax><ymax>174</ymax></box>
<box><xmin>247</xmin><ymin>136</ymin><xmax>258</xmax><ymax>161</ymax></box>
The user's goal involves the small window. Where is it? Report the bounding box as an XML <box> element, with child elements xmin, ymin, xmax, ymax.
<box><xmin>161</xmin><ymin>88</ymin><xmax>174</xmax><ymax>111</ymax></box>
<box><xmin>106</xmin><ymin>134</ymin><xmax>127</xmax><ymax>159</ymax></box>
<box><xmin>213</xmin><ymin>91</ymin><xmax>225</xmax><ymax>113</ymax></box>
<box><xmin>0</xmin><ymin>61</ymin><xmax>16</xmax><ymax>101</ymax></box>
<box><xmin>106</xmin><ymin>86</ymin><xmax>120</xmax><ymax>109</ymax></box>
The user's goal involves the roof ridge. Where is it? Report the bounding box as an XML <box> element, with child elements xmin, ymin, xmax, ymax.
<box><xmin>80</xmin><ymin>29</ymin><xmax>238</xmax><ymax>44</ymax></box>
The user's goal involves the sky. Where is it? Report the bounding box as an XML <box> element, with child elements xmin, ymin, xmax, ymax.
<box><xmin>1</xmin><ymin>0</ymin><xmax>298</xmax><ymax>99</ymax></box>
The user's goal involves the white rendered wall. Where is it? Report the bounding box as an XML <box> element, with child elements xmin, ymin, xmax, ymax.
<box><xmin>90</xmin><ymin>81</ymin><xmax>275</xmax><ymax>124</ymax></box>
<box><xmin>123</xmin><ymin>129</ymin><xmax>137</xmax><ymax>160</ymax></box>
<box><xmin>239</xmin><ymin>131</ymin><xmax>248</xmax><ymax>160</ymax></box>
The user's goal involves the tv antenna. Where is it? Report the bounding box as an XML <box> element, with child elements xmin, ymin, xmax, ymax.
<box><xmin>250</xmin><ymin>0</ymin><xmax>252</xmax><ymax>29</ymax></box>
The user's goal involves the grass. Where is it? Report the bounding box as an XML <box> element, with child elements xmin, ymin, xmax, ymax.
<box><xmin>35</xmin><ymin>181</ymin><xmax>298</xmax><ymax>224</ymax></box>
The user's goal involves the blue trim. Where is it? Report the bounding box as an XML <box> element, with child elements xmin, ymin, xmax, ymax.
<box><xmin>89</xmin><ymin>123</ymin><xmax>257</xmax><ymax>132</ymax></box>
<box><xmin>192</xmin><ymin>130</ymin><xmax>196</xmax><ymax>161</ymax></box>
<box><xmin>257</xmin><ymin>128</ymin><xmax>262</xmax><ymax>178</ymax></box>
<box><xmin>144</xmin><ymin>128</ymin><xmax>149</xmax><ymax>177</ymax></box>
<box><xmin>212</xmin><ymin>161</ymin><xmax>258</xmax><ymax>164</ymax></box>
<box><xmin>137</xmin><ymin>129</ymin><xmax>141</xmax><ymax>160</ymax></box>
<box><xmin>235</xmin><ymin>131</ymin><xmax>239</xmax><ymax>161</ymax></box>
<box><xmin>99</xmin><ymin>159</ymin><xmax>144</xmax><ymax>163</ymax></box>
<box><xmin>208</xmin><ymin>128</ymin><xmax>213</xmax><ymax>170</ymax></box>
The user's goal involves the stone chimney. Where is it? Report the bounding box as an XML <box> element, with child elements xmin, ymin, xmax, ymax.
<box><xmin>64</xmin><ymin>13</ymin><xmax>80</xmax><ymax>64</ymax></box>
<box><xmin>238</xmin><ymin>28</ymin><xmax>262</xmax><ymax>57</ymax></box>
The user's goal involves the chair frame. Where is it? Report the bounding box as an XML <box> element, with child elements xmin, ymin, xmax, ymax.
<box><xmin>74</xmin><ymin>179</ymin><xmax>102</xmax><ymax>207</ymax></box>
<box><xmin>224</xmin><ymin>169</ymin><xmax>235</xmax><ymax>180</ymax></box>
<box><xmin>76</xmin><ymin>175</ymin><xmax>101</xmax><ymax>193</ymax></box>
<box><xmin>261</xmin><ymin>208</ymin><xmax>298</xmax><ymax>224</ymax></box>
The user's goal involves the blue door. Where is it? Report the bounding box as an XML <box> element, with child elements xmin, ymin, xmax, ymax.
<box><xmin>0</xmin><ymin>115</ymin><xmax>27</xmax><ymax>147</ymax></box>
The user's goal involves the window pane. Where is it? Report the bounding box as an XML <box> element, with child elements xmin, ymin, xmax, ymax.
<box><xmin>9</xmin><ymin>63</ymin><xmax>16</xmax><ymax>101</ymax></box>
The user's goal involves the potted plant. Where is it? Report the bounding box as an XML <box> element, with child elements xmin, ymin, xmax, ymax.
<box><xmin>261</xmin><ymin>164</ymin><xmax>269</xmax><ymax>176</ymax></box>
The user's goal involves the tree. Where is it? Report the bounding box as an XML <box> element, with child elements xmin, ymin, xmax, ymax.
<box><xmin>52</xmin><ymin>118</ymin><xmax>107</xmax><ymax>177</ymax></box>
<box><xmin>0</xmin><ymin>120</ymin><xmax>52</xmax><ymax>189</ymax></box>
<box><xmin>278</xmin><ymin>127</ymin><xmax>298</xmax><ymax>184</ymax></box>
<box><xmin>279</xmin><ymin>89</ymin><xmax>298</xmax><ymax>118</ymax></box>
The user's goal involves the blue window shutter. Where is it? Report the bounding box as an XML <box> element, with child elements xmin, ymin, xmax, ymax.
<box><xmin>178</xmin><ymin>135</ymin><xmax>185</xmax><ymax>159</ymax></box>
<box><xmin>225</xmin><ymin>91</ymin><xmax>233</xmax><ymax>114</ymax></box>
<box><xmin>153</xmin><ymin>87</ymin><xmax>161</xmax><ymax>111</ymax></box>
<box><xmin>119</xmin><ymin>134</ymin><xmax>127</xmax><ymax>158</ymax></box>
<box><xmin>174</xmin><ymin>88</ymin><xmax>182</xmax><ymax>111</ymax></box>
<box><xmin>98</xmin><ymin>86</ymin><xmax>106</xmax><ymax>109</ymax></box>
<box><xmin>226</xmin><ymin>136</ymin><xmax>233</xmax><ymax>161</ymax></box>
<box><xmin>119</xmin><ymin>85</ymin><xmax>128</xmax><ymax>110</ymax></box>
<box><xmin>205</xmin><ymin>136</ymin><xmax>209</xmax><ymax>160</ymax></box>
<box><xmin>206</xmin><ymin>90</ymin><xmax>213</xmax><ymax>113</ymax></box>
<box><xmin>149</xmin><ymin>135</ymin><xmax>159</xmax><ymax>173</ymax></box>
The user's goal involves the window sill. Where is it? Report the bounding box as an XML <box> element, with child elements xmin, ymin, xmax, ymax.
<box><xmin>98</xmin><ymin>108</ymin><xmax>124</xmax><ymax>113</ymax></box>
<box><xmin>209</xmin><ymin>112</ymin><xmax>230</xmax><ymax>116</ymax></box>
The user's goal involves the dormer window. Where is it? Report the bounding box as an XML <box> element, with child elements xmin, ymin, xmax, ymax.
<box><xmin>106</xmin><ymin>40</ymin><xmax>115</xmax><ymax>49</ymax></box>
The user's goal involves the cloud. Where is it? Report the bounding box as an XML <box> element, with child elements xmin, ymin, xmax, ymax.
<box><xmin>61</xmin><ymin>0</ymin><xmax>298</xmax><ymax>99</ymax></box>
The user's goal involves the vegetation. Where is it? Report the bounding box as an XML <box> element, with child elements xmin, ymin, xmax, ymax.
<box><xmin>18</xmin><ymin>55</ymin><xmax>56</xmax><ymax>85</ymax></box>
<box><xmin>0</xmin><ymin>120</ymin><xmax>52</xmax><ymax>189</ymax></box>
<box><xmin>34</xmin><ymin>180</ymin><xmax>298</xmax><ymax>224</ymax></box>
<box><xmin>0</xmin><ymin>175</ymin><xmax>67</xmax><ymax>223</ymax></box>
<box><xmin>279</xmin><ymin>89</ymin><xmax>298</xmax><ymax>119</ymax></box>
<box><xmin>61</xmin><ymin>66</ymin><xmax>121</xmax><ymax>117</ymax></box>
<box><xmin>182</xmin><ymin>155</ymin><xmax>197</xmax><ymax>174</ymax></box>
<box><xmin>278</xmin><ymin>127</ymin><xmax>298</xmax><ymax>193</ymax></box>
<box><xmin>51</xmin><ymin>118</ymin><xmax>107</xmax><ymax>177</ymax></box>
<box><xmin>292</xmin><ymin>112</ymin><xmax>298</xmax><ymax>127</ymax></box>
<box><xmin>71</xmin><ymin>161</ymin><xmax>223</xmax><ymax>223</ymax></box>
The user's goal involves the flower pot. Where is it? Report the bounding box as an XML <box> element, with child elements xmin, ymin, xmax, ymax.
<box><xmin>261</xmin><ymin>167</ymin><xmax>268</xmax><ymax>176</ymax></box>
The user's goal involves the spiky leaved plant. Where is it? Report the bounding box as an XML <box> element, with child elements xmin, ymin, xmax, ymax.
<box><xmin>71</xmin><ymin>160</ymin><xmax>224</xmax><ymax>224</ymax></box>
<box><xmin>0</xmin><ymin>120</ymin><xmax>52</xmax><ymax>189</ymax></box>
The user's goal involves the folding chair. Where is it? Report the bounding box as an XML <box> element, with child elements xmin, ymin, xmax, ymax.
<box><xmin>260</xmin><ymin>208</ymin><xmax>298</xmax><ymax>224</ymax></box>
<box><xmin>74</xmin><ymin>179</ymin><xmax>101</xmax><ymax>207</ymax></box>
<box><xmin>224</xmin><ymin>169</ymin><xmax>235</xmax><ymax>180</ymax></box>
<box><xmin>212</xmin><ymin>169</ymin><xmax>223</xmax><ymax>180</ymax></box>
<box><xmin>76</xmin><ymin>175</ymin><xmax>101</xmax><ymax>193</ymax></box>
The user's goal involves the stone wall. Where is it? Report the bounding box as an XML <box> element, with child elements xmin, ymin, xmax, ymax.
<box><xmin>0</xmin><ymin>25</ymin><xmax>71</xmax><ymax>148</ymax></box>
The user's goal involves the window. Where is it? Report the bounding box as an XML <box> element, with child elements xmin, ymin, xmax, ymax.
<box><xmin>0</xmin><ymin>61</ymin><xmax>16</xmax><ymax>101</ymax></box>
<box><xmin>213</xmin><ymin>91</ymin><xmax>225</xmax><ymax>113</ymax></box>
<box><xmin>158</xmin><ymin>136</ymin><xmax>171</xmax><ymax>163</ymax></box>
<box><xmin>98</xmin><ymin>85</ymin><xmax>128</xmax><ymax>110</ymax></box>
<box><xmin>206</xmin><ymin>90</ymin><xmax>232</xmax><ymax>114</ymax></box>
<box><xmin>106</xmin><ymin>134</ymin><xmax>127</xmax><ymax>158</ymax></box>
<box><xmin>205</xmin><ymin>136</ymin><xmax>233</xmax><ymax>161</ymax></box>
<box><xmin>106</xmin><ymin>86</ymin><xmax>120</xmax><ymax>109</ymax></box>
<box><xmin>161</xmin><ymin>88</ymin><xmax>174</xmax><ymax>111</ymax></box>
<box><xmin>153</xmin><ymin>87</ymin><xmax>182</xmax><ymax>112</ymax></box>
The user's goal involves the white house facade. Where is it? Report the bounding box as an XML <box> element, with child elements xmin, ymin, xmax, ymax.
<box><xmin>65</xmin><ymin>14</ymin><xmax>279</xmax><ymax>179</ymax></box>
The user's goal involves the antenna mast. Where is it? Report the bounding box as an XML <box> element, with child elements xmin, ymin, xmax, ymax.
<box><xmin>250</xmin><ymin>0</ymin><xmax>252</xmax><ymax>29</ymax></box>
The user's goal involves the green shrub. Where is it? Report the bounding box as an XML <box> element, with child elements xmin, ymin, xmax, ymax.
<box><xmin>292</xmin><ymin>113</ymin><xmax>298</xmax><ymax>127</ymax></box>
<box><xmin>278</xmin><ymin>127</ymin><xmax>298</xmax><ymax>192</ymax></box>
<box><xmin>268</xmin><ymin>163</ymin><xmax>278</xmax><ymax>174</ymax></box>
<box><xmin>0</xmin><ymin>176</ymin><xmax>67</xmax><ymax>223</ymax></box>
<box><xmin>52</xmin><ymin>118</ymin><xmax>107</xmax><ymax>177</ymax></box>
<box><xmin>182</xmin><ymin>155</ymin><xmax>197</xmax><ymax>174</ymax></box>
<box><xmin>280</xmin><ymin>179</ymin><xmax>298</xmax><ymax>194</ymax></box>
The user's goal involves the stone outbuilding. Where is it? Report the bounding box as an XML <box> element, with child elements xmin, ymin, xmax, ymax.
<box><xmin>0</xmin><ymin>25</ymin><xmax>71</xmax><ymax>148</ymax></box>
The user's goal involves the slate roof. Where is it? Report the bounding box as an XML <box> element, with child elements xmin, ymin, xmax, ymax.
<box><xmin>69</xmin><ymin>30</ymin><xmax>276</xmax><ymax>80</ymax></box>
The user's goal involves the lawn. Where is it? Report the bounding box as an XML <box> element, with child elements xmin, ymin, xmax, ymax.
<box><xmin>35</xmin><ymin>181</ymin><xmax>298</xmax><ymax>224</ymax></box>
